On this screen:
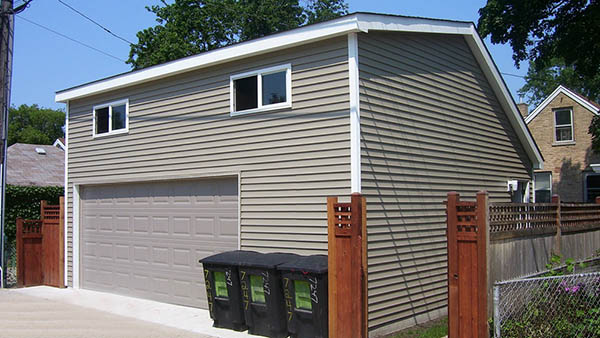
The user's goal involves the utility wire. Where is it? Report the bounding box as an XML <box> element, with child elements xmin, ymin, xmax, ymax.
<box><xmin>502</xmin><ymin>72</ymin><xmax>526</xmax><ymax>79</ymax></box>
<box><xmin>57</xmin><ymin>0</ymin><xmax>133</xmax><ymax>45</ymax></box>
<box><xmin>16</xmin><ymin>15</ymin><xmax>126</xmax><ymax>62</ymax></box>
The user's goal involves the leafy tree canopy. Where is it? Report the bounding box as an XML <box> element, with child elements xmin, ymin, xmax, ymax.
<box><xmin>478</xmin><ymin>1</ymin><xmax>600</xmax><ymax>87</ymax></box>
<box><xmin>127</xmin><ymin>0</ymin><xmax>348</xmax><ymax>69</ymax></box>
<box><xmin>8</xmin><ymin>104</ymin><xmax>65</xmax><ymax>146</ymax></box>
<box><xmin>518</xmin><ymin>58</ymin><xmax>600</xmax><ymax>106</ymax></box>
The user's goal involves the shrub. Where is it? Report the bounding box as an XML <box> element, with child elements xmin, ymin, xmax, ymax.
<box><xmin>3</xmin><ymin>184</ymin><xmax>63</xmax><ymax>249</ymax></box>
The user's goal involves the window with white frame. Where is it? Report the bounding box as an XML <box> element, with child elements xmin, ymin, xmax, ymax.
<box><xmin>93</xmin><ymin>99</ymin><xmax>129</xmax><ymax>137</ymax></box>
<box><xmin>554</xmin><ymin>108</ymin><xmax>573</xmax><ymax>142</ymax></box>
<box><xmin>534</xmin><ymin>172</ymin><xmax>552</xmax><ymax>202</ymax></box>
<box><xmin>230</xmin><ymin>64</ymin><xmax>291</xmax><ymax>115</ymax></box>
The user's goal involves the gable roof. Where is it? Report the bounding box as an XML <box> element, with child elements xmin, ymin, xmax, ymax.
<box><xmin>53</xmin><ymin>137</ymin><xmax>66</xmax><ymax>150</ymax></box>
<box><xmin>7</xmin><ymin>143</ymin><xmax>65</xmax><ymax>187</ymax></box>
<box><xmin>525</xmin><ymin>85</ymin><xmax>600</xmax><ymax>124</ymax></box>
<box><xmin>55</xmin><ymin>12</ymin><xmax>543</xmax><ymax>169</ymax></box>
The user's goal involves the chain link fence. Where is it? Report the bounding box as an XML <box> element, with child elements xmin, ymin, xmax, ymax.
<box><xmin>493</xmin><ymin>272</ymin><xmax>600</xmax><ymax>337</ymax></box>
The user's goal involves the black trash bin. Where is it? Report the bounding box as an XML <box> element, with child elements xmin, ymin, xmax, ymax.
<box><xmin>277</xmin><ymin>254</ymin><xmax>328</xmax><ymax>338</ymax></box>
<box><xmin>200</xmin><ymin>250</ymin><xmax>260</xmax><ymax>331</ymax></box>
<box><xmin>237</xmin><ymin>252</ymin><xmax>299</xmax><ymax>338</ymax></box>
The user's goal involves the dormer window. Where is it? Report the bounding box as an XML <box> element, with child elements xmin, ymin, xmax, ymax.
<box><xmin>554</xmin><ymin>108</ymin><xmax>573</xmax><ymax>142</ymax></box>
<box><xmin>93</xmin><ymin>99</ymin><xmax>129</xmax><ymax>137</ymax></box>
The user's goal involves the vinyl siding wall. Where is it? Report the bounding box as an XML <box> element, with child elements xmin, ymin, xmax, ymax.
<box><xmin>358</xmin><ymin>32</ymin><xmax>532</xmax><ymax>334</ymax></box>
<box><xmin>65</xmin><ymin>36</ymin><xmax>351</xmax><ymax>285</ymax></box>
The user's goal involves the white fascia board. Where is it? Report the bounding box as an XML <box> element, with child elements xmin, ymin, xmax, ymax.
<box><xmin>56</xmin><ymin>14</ymin><xmax>477</xmax><ymax>103</ymax></box>
<box><xmin>525</xmin><ymin>85</ymin><xmax>600</xmax><ymax>124</ymax></box>
<box><xmin>63</xmin><ymin>102</ymin><xmax>69</xmax><ymax>287</ymax></box>
<box><xmin>355</xmin><ymin>13</ymin><xmax>473</xmax><ymax>35</ymax></box>
<box><xmin>348</xmin><ymin>33</ymin><xmax>361</xmax><ymax>193</ymax></box>
<box><xmin>55</xmin><ymin>17</ymin><xmax>362</xmax><ymax>103</ymax></box>
<box><xmin>464</xmin><ymin>25</ymin><xmax>543</xmax><ymax>170</ymax></box>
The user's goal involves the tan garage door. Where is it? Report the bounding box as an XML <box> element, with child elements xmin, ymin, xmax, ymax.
<box><xmin>80</xmin><ymin>177</ymin><xmax>238</xmax><ymax>308</ymax></box>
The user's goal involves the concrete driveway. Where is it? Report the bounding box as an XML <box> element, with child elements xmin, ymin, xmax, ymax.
<box><xmin>0</xmin><ymin>287</ymin><xmax>251</xmax><ymax>338</ymax></box>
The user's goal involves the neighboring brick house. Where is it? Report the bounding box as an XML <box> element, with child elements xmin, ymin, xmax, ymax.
<box><xmin>525</xmin><ymin>85</ymin><xmax>600</xmax><ymax>202</ymax></box>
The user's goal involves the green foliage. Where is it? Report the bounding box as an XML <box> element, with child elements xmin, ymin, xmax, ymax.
<box><xmin>518</xmin><ymin>58</ymin><xmax>600</xmax><ymax>106</ymax></box>
<box><xmin>393</xmin><ymin>317</ymin><xmax>448</xmax><ymax>338</ymax></box>
<box><xmin>544</xmin><ymin>254</ymin><xmax>587</xmax><ymax>277</ymax></box>
<box><xmin>305</xmin><ymin>0</ymin><xmax>349</xmax><ymax>25</ymax></box>
<box><xmin>478</xmin><ymin>1</ymin><xmax>600</xmax><ymax>97</ymax></box>
<box><xmin>500</xmin><ymin>280</ymin><xmax>600</xmax><ymax>337</ymax></box>
<box><xmin>4</xmin><ymin>185</ymin><xmax>63</xmax><ymax>248</ymax></box>
<box><xmin>8</xmin><ymin>104</ymin><xmax>65</xmax><ymax>146</ymax></box>
<box><xmin>127</xmin><ymin>0</ymin><xmax>348</xmax><ymax>69</ymax></box>
<box><xmin>589</xmin><ymin>115</ymin><xmax>600</xmax><ymax>155</ymax></box>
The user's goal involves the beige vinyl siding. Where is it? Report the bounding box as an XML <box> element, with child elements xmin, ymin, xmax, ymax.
<box><xmin>358</xmin><ymin>32</ymin><xmax>532</xmax><ymax>333</ymax></box>
<box><xmin>65</xmin><ymin>36</ymin><xmax>351</xmax><ymax>285</ymax></box>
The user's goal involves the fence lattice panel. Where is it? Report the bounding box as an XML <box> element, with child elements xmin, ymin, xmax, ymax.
<box><xmin>489</xmin><ymin>203</ymin><xmax>556</xmax><ymax>232</ymax></box>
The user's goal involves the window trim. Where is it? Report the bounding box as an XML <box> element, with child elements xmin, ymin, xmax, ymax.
<box><xmin>583</xmin><ymin>172</ymin><xmax>600</xmax><ymax>202</ymax></box>
<box><xmin>533</xmin><ymin>171</ymin><xmax>552</xmax><ymax>203</ymax></box>
<box><xmin>554</xmin><ymin>107</ymin><xmax>574</xmax><ymax>143</ymax></box>
<box><xmin>92</xmin><ymin>99</ymin><xmax>129</xmax><ymax>138</ymax></box>
<box><xmin>230</xmin><ymin>64</ymin><xmax>292</xmax><ymax>116</ymax></box>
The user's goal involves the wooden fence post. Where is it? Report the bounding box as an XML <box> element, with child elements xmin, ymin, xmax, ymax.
<box><xmin>59</xmin><ymin>196</ymin><xmax>65</xmax><ymax>287</ymax></box>
<box><xmin>446</xmin><ymin>191</ymin><xmax>489</xmax><ymax>338</ymax></box>
<box><xmin>551</xmin><ymin>194</ymin><xmax>561</xmax><ymax>257</ymax></box>
<box><xmin>476</xmin><ymin>191</ymin><xmax>490</xmax><ymax>333</ymax></box>
<box><xmin>328</xmin><ymin>194</ymin><xmax>367</xmax><ymax>338</ymax></box>
<box><xmin>446</xmin><ymin>192</ymin><xmax>459</xmax><ymax>338</ymax></box>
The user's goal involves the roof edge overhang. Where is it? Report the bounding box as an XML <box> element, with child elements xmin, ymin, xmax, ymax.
<box><xmin>525</xmin><ymin>85</ymin><xmax>600</xmax><ymax>124</ymax></box>
<box><xmin>55</xmin><ymin>12</ymin><xmax>543</xmax><ymax>169</ymax></box>
<box><xmin>462</xmin><ymin>25</ymin><xmax>543</xmax><ymax>169</ymax></box>
<box><xmin>55</xmin><ymin>13</ymin><xmax>473</xmax><ymax>103</ymax></box>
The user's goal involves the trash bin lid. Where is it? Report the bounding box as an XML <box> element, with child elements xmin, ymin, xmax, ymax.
<box><xmin>277</xmin><ymin>254</ymin><xmax>328</xmax><ymax>274</ymax></box>
<box><xmin>199</xmin><ymin>250</ymin><xmax>260</xmax><ymax>266</ymax></box>
<box><xmin>238</xmin><ymin>252</ymin><xmax>300</xmax><ymax>269</ymax></box>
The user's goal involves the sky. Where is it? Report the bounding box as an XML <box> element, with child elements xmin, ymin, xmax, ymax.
<box><xmin>10</xmin><ymin>0</ymin><xmax>529</xmax><ymax>111</ymax></box>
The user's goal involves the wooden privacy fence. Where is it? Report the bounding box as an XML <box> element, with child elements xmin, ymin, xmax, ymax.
<box><xmin>327</xmin><ymin>193</ymin><xmax>367</xmax><ymax>338</ymax></box>
<box><xmin>446</xmin><ymin>192</ymin><xmax>600</xmax><ymax>338</ymax></box>
<box><xmin>16</xmin><ymin>197</ymin><xmax>64</xmax><ymax>288</ymax></box>
<box><xmin>489</xmin><ymin>195</ymin><xmax>600</xmax><ymax>257</ymax></box>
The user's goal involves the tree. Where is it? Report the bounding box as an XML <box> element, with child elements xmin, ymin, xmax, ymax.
<box><xmin>478</xmin><ymin>1</ymin><xmax>600</xmax><ymax>87</ymax></box>
<box><xmin>518</xmin><ymin>58</ymin><xmax>600</xmax><ymax>106</ymax></box>
<box><xmin>8</xmin><ymin>104</ymin><xmax>65</xmax><ymax>146</ymax></box>
<box><xmin>127</xmin><ymin>0</ymin><xmax>348</xmax><ymax>70</ymax></box>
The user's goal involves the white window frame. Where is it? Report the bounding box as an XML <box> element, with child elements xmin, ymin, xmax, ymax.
<box><xmin>554</xmin><ymin>108</ymin><xmax>574</xmax><ymax>143</ymax></box>
<box><xmin>230</xmin><ymin>64</ymin><xmax>292</xmax><ymax>116</ymax></box>
<box><xmin>92</xmin><ymin>99</ymin><xmax>129</xmax><ymax>138</ymax></box>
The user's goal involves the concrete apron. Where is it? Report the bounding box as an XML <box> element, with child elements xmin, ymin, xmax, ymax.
<box><xmin>7</xmin><ymin>286</ymin><xmax>251</xmax><ymax>338</ymax></box>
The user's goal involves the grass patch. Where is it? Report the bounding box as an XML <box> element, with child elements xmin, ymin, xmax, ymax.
<box><xmin>391</xmin><ymin>317</ymin><xmax>448</xmax><ymax>338</ymax></box>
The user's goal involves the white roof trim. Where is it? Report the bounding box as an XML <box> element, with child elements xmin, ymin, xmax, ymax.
<box><xmin>55</xmin><ymin>14</ymin><xmax>472</xmax><ymax>103</ymax></box>
<box><xmin>525</xmin><ymin>85</ymin><xmax>600</xmax><ymax>124</ymax></box>
<box><xmin>54</xmin><ymin>12</ymin><xmax>542</xmax><ymax>169</ymax></box>
<box><xmin>463</xmin><ymin>25</ymin><xmax>543</xmax><ymax>169</ymax></box>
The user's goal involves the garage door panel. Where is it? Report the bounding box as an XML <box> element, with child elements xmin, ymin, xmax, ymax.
<box><xmin>81</xmin><ymin>177</ymin><xmax>238</xmax><ymax>308</ymax></box>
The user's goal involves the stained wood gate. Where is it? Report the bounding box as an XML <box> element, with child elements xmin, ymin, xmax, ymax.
<box><xmin>16</xmin><ymin>197</ymin><xmax>64</xmax><ymax>288</ymax></box>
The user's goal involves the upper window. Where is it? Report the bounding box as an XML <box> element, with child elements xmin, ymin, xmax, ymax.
<box><xmin>230</xmin><ymin>64</ymin><xmax>291</xmax><ymax>115</ymax></box>
<box><xmin>554</xmin><ymin>108</ymin><xmax>573</xmax><ymax>142</ymax></box>
<box><xmin>93</xmin><ymin>99</ymin><xmax>129</xmax><ymax>137</ymax></box>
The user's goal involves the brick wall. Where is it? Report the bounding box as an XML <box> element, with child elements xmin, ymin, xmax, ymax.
<box><xmin>528</xmin><ymin>92</ymin><xmax>600</xmax><ymax>201</ymax></box>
